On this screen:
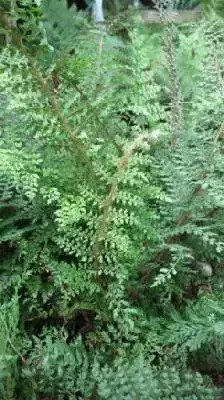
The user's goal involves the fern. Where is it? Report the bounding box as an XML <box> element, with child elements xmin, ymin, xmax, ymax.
<box><xmin>1</xmin><ymin>1</ymin><xmax>224</xmax><ymax>398</ymax></box>
<box><xmin>164</xmin><ymin>296</ymin><xmax>224</xmax><ymax>352</ymax></box>
<box><xmin>97</xmin><ymin>356</ymin><xmax>219</xmax><ymax>399</ymax></box>
<box><xmin>137</xmin><ymin>15</ymin><xmax>224</xmax><ymax>289</ymax></box>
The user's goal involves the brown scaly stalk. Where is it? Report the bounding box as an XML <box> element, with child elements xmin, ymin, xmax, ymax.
<box><xmin>92</xmin><ymin>131</ymin><xmax>161</xmax><ymax>270</ymax></box>
<box><xmin>151</xmin><ymin>38</ymin><xmax>224</xmax><ymax>264</ymax></box>
<box><xmin>148</xmin><ymin>2</ymin><xmax>223</xmax><ymax>266</ymax></box>
<box><xmin>155</xmin><ymin>0</ymin><xmax>183</xmax><ymax>147</ymax></box>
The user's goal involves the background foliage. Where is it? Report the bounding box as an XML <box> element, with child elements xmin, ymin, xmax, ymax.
<box><xmin>0</xmin><ymin>0</ymin><xmax>224</xmax><ymax>398</ymax></box>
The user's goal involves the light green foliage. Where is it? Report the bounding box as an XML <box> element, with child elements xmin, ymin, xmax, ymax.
<box><xmin>0</xmin><ymin>0</ymin><xmax>224</xmax><ymax>398</ymax></box>
<box><xmin>0</xmin><ymin>0</ymin><xmax>158</xmax><ymax>344</ymax></box>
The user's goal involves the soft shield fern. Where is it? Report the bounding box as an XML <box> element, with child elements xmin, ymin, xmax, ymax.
<box><xmin>97</xmin><ymin>356</ymin><xmax>219</xmax><ymax>399</ymax></box>
<box><xmin>1</xmin><ymin>1</ymin><xmax>224</xmax><ymax>398</ymax></box>
<box><xmin>0</xmin><ymin>0</ymin><xmax>161</xmax><ymax>354</ymax></box>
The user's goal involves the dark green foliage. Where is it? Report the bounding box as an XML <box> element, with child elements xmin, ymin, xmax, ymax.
<box><xmin>21</xmin><ymin>333</ymin><xmax>92</xmax><ymax>398</ymax></box>
<box><xmin>0</xmin><ymin>0</ymin><xmax>224</xmax><ymax>398</ymax></box>
<box><xmin>98</xmin><ymin>358</ymin><xmax>219</xmax><ymax>399</ymax></box>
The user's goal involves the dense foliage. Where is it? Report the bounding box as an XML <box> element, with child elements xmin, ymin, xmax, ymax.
<box><xmin>0</xmin><ymin>0</ymin><xmax>224</xmax><ymax>398</ymax></box>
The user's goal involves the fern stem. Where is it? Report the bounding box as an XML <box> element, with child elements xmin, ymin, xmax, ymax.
<box><xmin>93</xmin><ymin>132</ymin><xmax>160</xmax><ymax>270</ymax></box>
<box><xmin>157</xmin><ymin>1</ymin><xmax>183</xmax><ymax>146</ymax></box>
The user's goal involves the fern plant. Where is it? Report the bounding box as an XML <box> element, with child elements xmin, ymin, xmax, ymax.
<box><xmin>133</xmin><ymin>14</ymin><xmax>224</xmax><ymax>290</ymax></box>
<box><xmin>1</xmin><ymin>0</ymin><xmax>224</xmax><ymax>398</ymax></box>
<box><xmin>97</xmin><ymin>355</ymin><xmax>219</xmax><ymax>399</ymax></box>
<box><xmin>0</xmin><ymin>0</ymin><xmax>162</xmax><ymax>355</ymax></box>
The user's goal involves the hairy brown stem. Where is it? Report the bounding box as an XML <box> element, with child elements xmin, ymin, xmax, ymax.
<box><xmin>93</xmin><ymin>132</ymin><xmax>160</xmax><ymax>270</ymax></box>
<box><xmin>151</xmin><ymin>20</ymin><xmax>224</xmax><ymax>266</ymax></box>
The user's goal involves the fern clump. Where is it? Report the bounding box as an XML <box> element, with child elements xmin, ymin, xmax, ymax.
<box><xmin>97</xmin><ymin>356</ymin><xmax>219</xmax><ymax>399</ymax></box>
<box><xmin>0</xmin><ymin>0</ymin><xmax>224</xmax><ymax>398</ymax></box>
